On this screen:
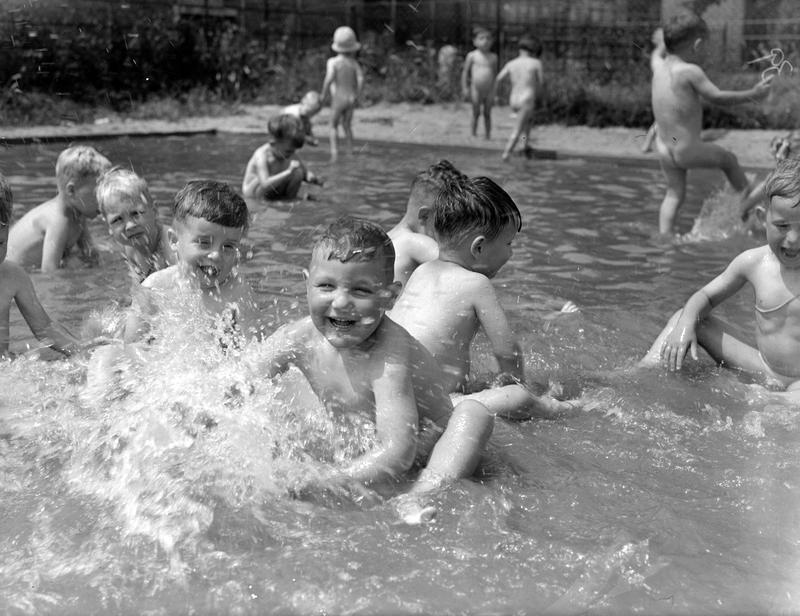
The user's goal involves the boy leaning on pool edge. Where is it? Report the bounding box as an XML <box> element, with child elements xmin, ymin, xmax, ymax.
<box><xmin>244</xmin><ymin>216</ymin><xmax>494</xmax><ymax>524</ymax></box>
<box><xmin>641</xmin><ymin>157</ymin><xmax>800</xmax><ymax>394</ymax></box>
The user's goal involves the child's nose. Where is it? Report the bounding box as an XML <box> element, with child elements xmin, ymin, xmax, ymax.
<box><xmin>331</xmin><ymin>290</ymin><xmax>352</xmax><ymax>308</ymax></box>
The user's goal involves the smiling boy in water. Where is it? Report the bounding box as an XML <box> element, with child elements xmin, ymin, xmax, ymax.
<box><xmin>125</xmin><ymin>180</ymin><xmax>260</xmax><ymax>344</ymax></box>
<box><xmin>389</xmin><ymin>175</ymin><xmax>575</xmax><ymax>419</ymax></box>
<box><xmin>242</xmin><ymin>114</ymin><xmax>322</xmax><ymax>201</ymax></box>
<box><xmin>0</xmin><ymin>173</ymin><xmax>81</xmax><ymax>357</ymax></box>
<box><xmin>97</xmin><ymin>167</ymin><xmax>175</xmax><ymax>284</ymax></box>
<box><xmin>249</xmin><ymin>216</ymin><xmax>493</xmax><ymax>523</ymax></box>
<box><xmin>388</xmin><ymin>159</ymin><xmax>467</xmax><ymax>285</ymax></box>
<box><xmin>494</xmin><ymin>34</ymin><xmax>544</xmax><ymax>160</ymax></box>
<box><xmin>641</xmin><ymin>158</ymin><xmax>800</xmax><ymax>392</ymax></box>
<box><xmin>462</xmin><ymin>27</ymin><xmax>498</xmax><ymax>139</ymax></box>
<box><xmin>651</xmin><ymin>11</ymin><xmax>772</xmax><ymax>234</ymax></box>
<box><xmin>7</xmin><ymin>145</ymin><xmax>111</xmax><ymax>271</ymax></box>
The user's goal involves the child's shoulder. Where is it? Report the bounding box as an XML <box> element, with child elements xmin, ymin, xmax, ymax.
<box><xmin>141</xmin><ymin>264</ymin><xmax>179</xmax><ymax>290</ymax></box>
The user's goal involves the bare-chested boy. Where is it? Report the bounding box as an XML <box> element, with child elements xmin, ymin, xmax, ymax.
<box><xmin>242</xmin><ymin>114</ymin><xmax>322</xmax><ymax>201</ymax></box>
<box><xmin>0</xmin><ymin>173</ymin><xmax>80</xmax><ymax>357</ymax></box>
<box><xmin>388</xmin><ymin>159</ymin><xmax>466</xmax><ymax>285</ymax></box>
<box><xmin>8</xmin><ymin>145</ymin><xmax>111</xmax><ymax>271</ymax></box>
<box><xmin>321</xmin><ymin>26</ymin><xmax>364</xmax><ymax>161</ymax></box>
<box><xmin>652</xmin><ymin>11</ymin><xmax>772</xmax><ymax>234</ymax></box>
<box><xmin>461</xmin><ymin>27</ymin><xmax>498</xmax><ymax>139</ymax></box>
<box><xmin>495</xmin><ymin>34</ymin><xmax>544</xmax><ymax>160</ymax></box>
<box><xmin>390</xmin><ymin>175</ymin><xmax>574</xmax><ymax>419</ymax></box>
<box><xmin>249</xmin><ymin>216</ymin><xmax>493</xmax><ymax>523</ymax></box>
<box><xmin>641</xmin><ymin>158</ymin><xmax>800</xmax><ymax>394</ymax></box>
<box><xmin>97</xmin><ymin>167</ymin><xmax>175</xmax><ymax>284</ymax></box>
<box><xmin>125</xmin><ymin>180</ymin><xmax>260</xmax><ymax>344</ymax></box>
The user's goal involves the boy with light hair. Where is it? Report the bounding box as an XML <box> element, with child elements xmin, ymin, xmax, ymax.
<box><xmin>282</xmin><ymin>90</ymin><xmax>322</xmax><ymax>146</ymax></box>
<box><xmin>8</xmin><ymin>144</ymin><xmax>111</xmax><ymax>270</ymax></box>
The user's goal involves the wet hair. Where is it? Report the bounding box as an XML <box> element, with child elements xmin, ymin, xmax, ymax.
<box><xmin>55</xmin><ymin>145</ymin><xmax>112</xmax><ymax>193</ymax></box>
<box><xmin>267</xmin><ymin>113</ymin><xmax>306</xmax><ymax>149</ymax></box>
<box><xmin>0</xmin><ymin>173</ymin><xmax>12</xmax><ymax>226</ymax></box>
<box><xmin>433</xmin><ymin>176</ymin><xmax>522</xmax><ymax>249</ymax></box>
<box><xmin>662</xmin><ymin>11</ymin><xmax>708</xmax><ymax>53</ymax></box>
<box><xmin>764</xmin><ymin>157</ymin><xmax>800</xmax><ymax>208</ymax></box>
<box><xmin>518</xmin><ymin>35</ymin><xmax>542</xmax><ymax>57</ymax></box>
<box><xmin>96</xmin><ymin>167</ymin><xmax>154</xmax><ymax>217</ymax></box>
<box><xmin>312</xmin><ymin>216</ymin><xmax>395</xmax><ymax>283</ymax></box>
<box><xmin>173</xmin><ymin>180</ymin><xmax>249</xmax><ymax>232</ymax></box>
<box><xmin>409</xmin><ymin>159</ymin><xmax>467</xmax><ymax>207</ymax></box>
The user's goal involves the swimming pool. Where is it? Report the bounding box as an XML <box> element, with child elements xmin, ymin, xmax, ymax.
<box><xmin>1</xmin><ymin>135</ymin><xmax>797</xmax><ymax>614</ymax></box>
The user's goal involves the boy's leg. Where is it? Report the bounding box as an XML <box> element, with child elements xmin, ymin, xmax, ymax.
<box><xmin>409</xmin><ymin>399</ymin><xmax>493</xmax><ymax>495</ymax></box>
<box><xmin>465</xmin><ymin>382</ymin><xmax>575</xmax><ymax>419</ymax></box>
<box><xmin>278</xmin><ymin>166</ymin><xmax>305</xmax><ymax>200</ymax></box>
<box><xmin>342</xmin><ymin>106</ymin><xmax>355</xmax><ymax>155</ymax></box>
<box><xmin>329</xmin><ymin>110</ymin><xmax>340</xmax><ymax>162</ymax></box>
<box><xmin>482</xmin><ymin>99</ymin><xmax>492</xmax><ymax>139</ymax></box>
<box><xmin>469</xmin><ymin>89</ymin><xmax>481</xmax><ymax>136</ymax></box>
<box><xmin>656</xmin><ymin>153</ymin><xmax>687</xmax><ymax>234</ymax></box>
<box><xmin>502</xmin><ymin>106</ymin><xmax>533</xmax><ymax>160</ymax></box>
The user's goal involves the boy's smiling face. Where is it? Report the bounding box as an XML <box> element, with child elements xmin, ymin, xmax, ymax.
<box><xmin>169</xmin><ymin>215</ymin><xmax>243</xmax><ymax>290</ymax></box>
<box><xmin>103</xmin><ymin>191</ymin><xmax>159</xmax><ymax>251</ymax></box>
<box><xmin>306</xmin><ymin>254</ymin><xmax>397</xmax><ymax>349</ymax></box>
<box><xmin>764</xmin><ymin>195</ymin><xmax>800</xmax><ymax>268</ymax></box>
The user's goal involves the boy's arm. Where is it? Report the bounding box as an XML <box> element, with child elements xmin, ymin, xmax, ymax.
<box><xmin>12</xmin><ymin>263</ymin><xmax>80</xmax><ymax>355</ymax></box>
<box><xmin>461</xmin><ymin>53</ymin><xmax>473</xmax><ymax>94</ymax></box>
<box><xmin>688</xmin><ymin>64</ymin><xmax>772</xmax><ymax>105</ymax></box>
<box><xmin>40</xmin><ymin>222</ymin><xmax>70</xmax><ymax>272</ymax></box>
<box><xmin>494</xmin><ymin>62</ymin><xmax>509</xmax><ymax>87</ymax></box>
<box><xmin>356</xmin><ymin>62</ymin><xmax>365</xmax><ymax>97</ymax></box>
<box><xmin>473</xmin><ymin>279</ymin><xmax>524</xmax><ymax>381</ymax></box>
<box><xmin>334</xmin><ymin>360</ymin><xmax>418</xmax><ymax>485</ymax></box>
<box><xmin>661</xmin><ymin>252</ymin><xmax>752</xmax><ymax>370</ymax></box>
<box><xmin>320</xmin><ymin>59</ymin><xmax>335</xmax><ymax>104</ymax></box>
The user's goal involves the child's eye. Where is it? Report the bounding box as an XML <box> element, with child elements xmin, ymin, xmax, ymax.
<box><xmin>108</xmin><ymin>216</ymin><xmax>123</xmax><ymax>225</ymax></box>
<box><xmin>352</xmin><ymin>287</ymin><xmax>374</xmax><ymax>296</ymax></box>
<box><xmin>222</xmin><ymin>243</ymin><xmax>238</xmax><ymax>252</ymax></box>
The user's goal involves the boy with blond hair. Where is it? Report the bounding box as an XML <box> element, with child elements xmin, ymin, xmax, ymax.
<box><xmin>495</xmin><ymin>34</ymin><xmax>544</xmax><ymax>160</ymax></box>
<box><xmin>0</xmin><ymin>173</ymin><xmax>81</xmax><ymax>357</ymax></box>
<box><xmin>642</xmin><ymin>157</ymin><xmax>800</xmax><ymax>393</ymax></box>
<box><xmin>651</xmin><ymin>11</ymin><xmax>772</xmax><ymax>234</ymax></box>
<box><xmin>249</xmin><ymin>216</ymin><xmax>494</xmax><ymax>523</ymax></box>
<box><xmin>8</xmin><ymin>145</ymin><xmax>111</xmax><ymax>271</ymax></box>
<box><xmin>321</xmin><ymin>26</ymin><xmax>364</xmax><ymax>161</ymax></box>
<box><xmin>242</xmin><ymin>114</ymin><xmax>322</xmax><ymax>201</ymax></box>
<box><xmin>461</xmin><ymin>27</ymin><xmax>498</xmax><ymax>139</ymax></box>
<box><xmin>390</xmin><ymin>175</ymin><xmax>574</xmax><ymax>419</ymax></box>
<box><xmin>388</xmin><ymin>159</ymin><xmax>467</xmax><ymax>285</ymax></box>
<box><xmin>96</xmin><ymin>167</ymin><xmax>175</xmax><ymax>284</ymax></box>
<box><xmin>282</xmin><ymin>90</ymin><xmax>322</xmax><ymax>147</ymax></box>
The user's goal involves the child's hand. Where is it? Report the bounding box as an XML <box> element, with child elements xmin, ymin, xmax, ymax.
<box><xmin>754</xmin><ymin>74</ymin><xmax>774</xmax><ymax>98</ymax></box>
<box><xmin>660</xmin><ymin>323</ymin><xmax>698</xmax><ymax>371</ymax></box>
<box><xmin>289</xmin><ymin>159</ymin><xmax>302</xmax><ymax>171</ymax></box>
<box><xmin>306</xmin><ymin>171</ymin><xmax>324</xmax><ymax>186</ymax></box>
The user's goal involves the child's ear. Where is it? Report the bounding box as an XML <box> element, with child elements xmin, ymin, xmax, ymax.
<box><xmin>469</xmin><ymin>235</ymin><xmax>486</xmax><ymax>257</ymax></box>
<box><xmin>755</xmin><ymin>205</ymin><xmax>767</xmax><ymax>225</ymax></box>
<box><xmin>167</xmin><ymin>227</ymin><xmax>179</xmax><ymax>250</ymax></box>
<box><xmin>65</xmin><ymin>181</ymin><xmax>77</xmax><ymax>199</ymax></box>
<box><xmin>417</xmin><ymin>206</ymin><xmax>430</xmax><ymax>224</ymax></box>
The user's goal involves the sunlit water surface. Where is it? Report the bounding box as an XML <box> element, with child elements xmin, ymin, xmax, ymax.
<box><xmin>1</xmin><ymin>135</ymin><xmax>798</xmax><ymax>615</ymax></box>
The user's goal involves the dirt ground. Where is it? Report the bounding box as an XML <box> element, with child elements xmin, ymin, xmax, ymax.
<box><xmin>0</xmin><ymin>101</ymin><xmax>782</xmax><ymax>170</ymax></box>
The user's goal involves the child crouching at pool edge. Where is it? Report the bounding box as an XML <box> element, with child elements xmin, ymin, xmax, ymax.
<box><xmin>641</xmin><ymin>157</ymin><xmax>800</xmax><ymax>395</ymax></box>
<box><xmin>244</xmin><ymin>216</ymin><xmax>494</xmax><ymax>524</ymax></box>
<box><xmin>0</xmin><ymin>173</ymin><xmax>83</xmax><ymax>358</ymax></box>
<box><xmin>242</xmin><ymin>114</ymin><xmax>323</xmax><ymax>201</ymax></box>
<box><xmin>97</xmin><ymin>167</ymin><xmax>175</xmax><ymax>285</ymax></box>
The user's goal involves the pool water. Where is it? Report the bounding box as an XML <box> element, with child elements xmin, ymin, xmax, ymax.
<box><xmin>1</xmin><ymin>135</ymin><xmax>798</xmax><ymax>615</ymax></box>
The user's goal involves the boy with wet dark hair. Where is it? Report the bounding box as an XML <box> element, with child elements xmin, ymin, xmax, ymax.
<box><xmin>390</xmin><ymin>175</ymin><xmax>575</xmax><ymax>419</ymax></box>
<box><xmin>0</xmin><ymin>173</ymin><xmax>81</xmax><ymax>357</ymax></box>
<box><xmin>249</xmin><ymin>215</ymin><xmax>494</xmax><ymax>523</ymax></box>
<box><xmin>651</xmin><ymin>10</ymin><xmax>772</xmax><ymax>234</ymax></box>
<box><xmin>242</xmin><ymin>114</ymin><xmax>322</xmax><ymax>200</ymax></box>
<box><xmin>388</xmin><ymin>159</ymin><xmax>467</xmax><ymax>285</ymax></box>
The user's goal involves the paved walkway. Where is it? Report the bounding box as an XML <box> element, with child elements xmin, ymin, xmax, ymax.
<box><xmin>0</xmin><ymin>102</ymin><xmax>780</xmax><ymax>170</ymax></box>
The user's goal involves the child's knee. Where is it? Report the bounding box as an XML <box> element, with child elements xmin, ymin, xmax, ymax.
<box><xmin>452</xmin><ymin>400</ymin><xmax>494</xmax><ymax>438</ymax></box>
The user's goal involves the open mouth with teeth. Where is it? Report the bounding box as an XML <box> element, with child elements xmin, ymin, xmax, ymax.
<box><xmin>328</xmin><ymin>317</ymin><xmax>357</xmax><ymax>329</ymax></box>
<box><xmin>198</xmin><ymin>265</ymin><xmax>220</xmax><ymax>279</ymax></box>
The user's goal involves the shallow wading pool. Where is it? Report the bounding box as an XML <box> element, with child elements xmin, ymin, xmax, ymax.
<box><xmin>1</xmin><ymin>135</ymin><xmax>798</xmax><ymax>614</ymax></box>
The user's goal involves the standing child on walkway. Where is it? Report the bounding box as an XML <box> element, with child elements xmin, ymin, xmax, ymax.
<box><xmin>321</xmin><ymin>26</ymin><xmax>364</xmax><ymax>161</ymax></box>
<box><xmin>494</xmin><ymin>34</ymin><xmax>544</xmax><ymax>160</ymax></box>
<box><xmin>651</xmin><ymin>11</ymin><xmax>772</xmax><ymax>234</ymax></box>
<box><xmin>461</xmin><ymin>27</ymin><xmax>498</xmax><ymax>139</ymax></box>
<box><xmin>641</xmin><ymin>158</ymin><xmax>800</xmax><ymax>393</ymax></box>
<box><xmin>390</xmin><ymin>175</ymin><xmax>575</xmax><ymax>419</ymax></box>
<box><xmin>0</xmin><ymin>173</ymin><xmax>81</xmax><ymax>357</ymax></box>
<box><xmin>388</xmin><ymin>159</ymin><xmax>467</xmax><ymax>285</ymax></box>
<box><xmin>242</xmin><ymin>114</ymin><xmax>322</xmax><ymax>201</ymax></box>
<box><xmin>7</xmin><ymin>145</ymin><xmax>111</xmax><ymax>271</ymax></box>
<box><xmin>249</xmin><ymin>216</ymin><xmax>493</xmax><ymax>523</ymax></box>
<box><xmin>97</xmin><ymin>167</ymin><xmax>175</xmax><ymax>284</ymax></box>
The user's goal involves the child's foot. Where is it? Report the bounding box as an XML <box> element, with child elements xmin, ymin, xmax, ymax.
<box><xmin>393</xmin><ymin>493</ymin><xmax>437</xmax><ymax>525</ymax></box>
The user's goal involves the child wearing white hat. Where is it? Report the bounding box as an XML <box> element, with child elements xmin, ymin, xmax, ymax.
<box><xmin>320</xmin><ymin>26</ymin><xmax>364</xmax><ymax>161</ymax></box>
